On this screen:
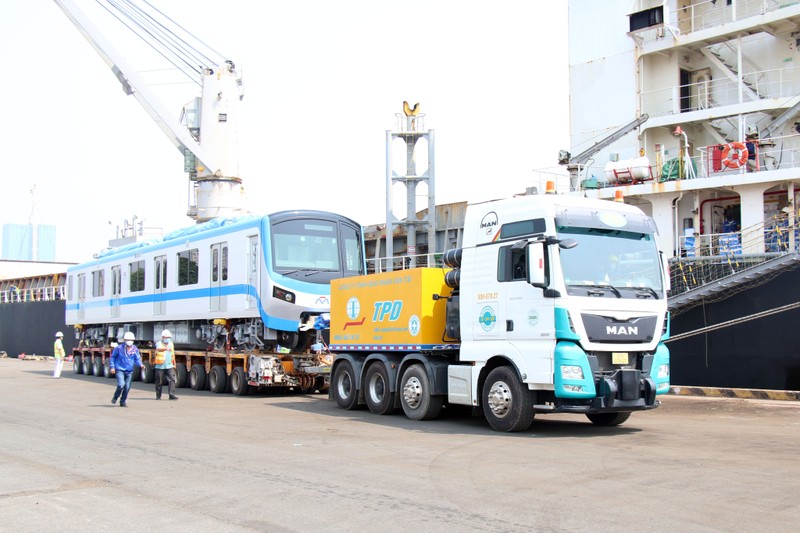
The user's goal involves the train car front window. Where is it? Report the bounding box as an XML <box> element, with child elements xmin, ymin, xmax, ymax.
<box><xmin>272</xmin><ymin>219</ymin><xmax>341</xmax><ymax>273</ymax></box>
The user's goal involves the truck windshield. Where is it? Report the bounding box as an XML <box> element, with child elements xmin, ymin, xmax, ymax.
<box><xmin>557</xmin><ymin>227</ymin><xmax>664</xmax><ymax>297</ymax></box>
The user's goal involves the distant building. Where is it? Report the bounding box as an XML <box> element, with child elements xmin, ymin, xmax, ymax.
<box><xmin>1</xmin><ymin>224</ymin><xmax>56</xmax><ymax>261</ymax></box>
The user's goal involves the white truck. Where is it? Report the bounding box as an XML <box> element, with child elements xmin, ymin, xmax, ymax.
<box><xmin>328</xmin><ymin>192</ymin><xmax>671</xmax><ymax>432</ymax></box>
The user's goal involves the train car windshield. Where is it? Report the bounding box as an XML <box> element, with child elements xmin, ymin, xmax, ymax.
<box><xmin>271</xmin><ymin>218</ymin><xmax>364</xmax><ymax>280</ymax></box>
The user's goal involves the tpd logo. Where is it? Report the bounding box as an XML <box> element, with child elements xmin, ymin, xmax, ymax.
<box><xmin>479</xmin><ymin>212</ymin><xmax>499</xmax><ymax>236</ymax></box>
<box><xmin>372</xmin><ymin>300</ymin><xmax>403</xmax><ymax>322</ymax></box>
<box><xmin>478</xmin><ymin>306</ymin><xmax>497</xmax><ymax>331</ymax></box>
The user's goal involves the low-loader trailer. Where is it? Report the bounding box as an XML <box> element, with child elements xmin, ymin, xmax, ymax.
<box><xmin>329</xmin><ymin>194</ymin><xmax>671</xmax><ymax>432</ymax></box>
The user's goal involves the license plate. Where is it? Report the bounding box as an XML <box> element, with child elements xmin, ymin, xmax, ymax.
<box><xmin>612</xmin><ymin>352</ymin><xmax>629</xmax><ymax>365</ymax></box>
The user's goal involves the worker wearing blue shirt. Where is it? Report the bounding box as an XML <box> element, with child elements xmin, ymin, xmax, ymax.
<box><xmin>110</xmin><ymin>331</ymin><xmax>144</xmax><ymax>407</ymax></box>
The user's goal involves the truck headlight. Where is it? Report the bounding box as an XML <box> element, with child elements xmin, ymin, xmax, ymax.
<box><xmin>657</xmin><ymin>382</ymin><xmax>670</xmax><ymax>391</ymax></box>
<box><xmin>563</xmin><ymin>384</ymin><xmax>585</xmax><ymax>392</ymax></box>
<box><xmin>561</xmin><ymin>365</ymin><xmax>584</xmax><ymax>380</ymax></box>
<box><xmin>657</xmin><ymin>364</ymin><xmax>670</xmax><ymax>379</ymax></box>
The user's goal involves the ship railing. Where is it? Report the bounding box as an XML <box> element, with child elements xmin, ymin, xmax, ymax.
<box><xmin>0</xmin><ymin>285</ymin><xmax>66</xmax><ymax>304</ymax></box>
<box><xmin>640</xmin><ymin>65</ymin><xmax>800</xmax><ymax>119</ymax></box>
<box><xmin>367</xmin><ymin>253</ymin><xmax>443</xmax><ymax>274</ymax></box>
<box><xmin>633</xmin><ymin>0</ymin><xmax>788</xmax><ymax>44</ymax></box>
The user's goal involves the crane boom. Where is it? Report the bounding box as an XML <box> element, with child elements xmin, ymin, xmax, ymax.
<box><xmin>53</xmin><ymin>0</ymin><xmax>246</xmax><ymax>222</ymax></box>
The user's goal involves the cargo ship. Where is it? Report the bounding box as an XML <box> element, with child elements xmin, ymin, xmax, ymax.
<box><xmin>564</xmin><ymin>0</ymin><xmax>800</xmax><ymax>390</ymax></box>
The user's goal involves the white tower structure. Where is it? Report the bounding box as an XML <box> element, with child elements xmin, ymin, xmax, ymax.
<box><xmin>385</xmin><ymin>102</ymin><xmax>436</xmax><ymax>272</ymax></box>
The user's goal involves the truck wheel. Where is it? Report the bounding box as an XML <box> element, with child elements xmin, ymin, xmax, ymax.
<box><xmin>482</xmin><ymin>367</ymin><xmax>535</xmax><ymax>432</ymax></box>
<box><xmin>364</xmin><ymin>363</ymin><xmax>396</xmax><ymax>415</ymax></box>
<box><xmin>91</xmin><ymin>357</ymin><xmax>102</xmax><ymax>376</ymax></box>
<box><xmin>586</xmin><ymin>412</ymin><xmax>631</xmax><ymax>426</ymax></box>
<box><xmin>81</xmin><ymin>356</ymin><xmax>92</xmax><ymax>375</ymax></box>
<box><xmin>73</xmin><ymin>355</ymin><xmax>83</xmax><ymax>374</ymax></box>
<box><xmin>175</xmin><ymin>363</ymin><xmax>188</xmax><ymax>388</ymax></box>
<box><xmin>103</xmin><ymin>359</ymin><xmax>112</xmax><ymax>378</ymax></box>
<box><xmin>332</xmin><ymin>361</ymin><xmax>359</xmax><ymax>410</ymax></box>
<box><xmin>190</xmin><ymin>364</ymin><xmax>206</xmax><ymax>390</ymax></box>
<box><xmin>231</xmin><ymin>367</ymin><xmax>249</xmax><ymax>396</ymax></box>
<box><xmin>400</xmin><ymin>364</ymin><xmax>443</xmax><ymax>421</ymax></box>
<box><xmin>142</xmin><ymin>362</ymin><xmax>155</xmax><ymax>383</ymax></box>
<box><xmin>209</xmin><ymin>365</ymin><xmax>227</xmax><ymax>393</ymax></box>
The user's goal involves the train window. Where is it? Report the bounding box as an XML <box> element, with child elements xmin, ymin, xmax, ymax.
<box><xmin>341</xmin><ymin>223</ymin><xmax>363</xmax><ymax>274</ymax></box>
<box><xmin>272</xmin><ymin>219</ymin><xmax>339</xmax><ymax>271</ymax></box>
<box><xmin>222</xmin><ymin>245</ymin><xmax>228</xmax><ymax>281</ymax></box>
<box><xmin>91</xmin><ymin>269</ymin><xmax>104</xmax><ymax>297</ymax></box>
<box><xmin>212</xmin><ymin>248</ymin><xmax>219</xmax><ymax>282</ymax></box>
<box><xmin>129</xmin><ymin>260</ymin><xmax>145</xmax><ymax>292</ymax></box>
<box><xmin>67</xmin><ymin>275</ymin><xmax>73</xmax><ymax>300</ymax></box>
<box><xmin>178</xmin><ymin>249</ymin><xmax>199</xmax><ymax>285</ymax></box>
<box><xmin>111</xmin><ymin>265</ymin><xmax>121</xmax><ymax>295</ymax></box>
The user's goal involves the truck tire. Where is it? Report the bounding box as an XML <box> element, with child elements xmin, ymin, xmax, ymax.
<box><xmin>332</xmin><ymin>360</ymin><xmax>359</xmax><ymax>410</ymax></box>
<box><xmin>364</xmin><ymin>363</ymin><xmax>396</xmax><ymax>415</ymax></box>
<box><xmin>230</xmin><ymin>367</ymin><xmax>249</xmax><ymax>396</ymax></box>
<box><xmin>73</xmin><ymin>355</ymin><xmax>83</xmax><ymax>374</ymax></box>
<box><xmin>175</xmin><ymin>363</ymin><xmax>188</xmax><ymax>388</ymax></box>
<box><xmin>190</xmin><ymin>364</ymin><xmax>206</xmax><ymax>390</ymax></box>
<box><xmin>586</xmin><ymin>412</ymin><xmax>631</xmax><ymax>426</ymax></box>
<box><xmin>81</xmin><ymin>356</ymin><xmax>92</xmax><ymax>375</ymax></box>
<box><xmin>209</xmin><ymin>365</ymin><xmax>227</xmax><ymax>393</ymax></box>
<box><xmin>482</xmin><ymin>366</ymin><xmax>534</xmax><ymax>432</ymax></box>
<box><xmin>92</xmin><ymin>357</ymin><xmax>103</xmax><ymax>376</ymax></box>
<box><xmin>400</xmin><ymin>364</ymin><xmax>443</xmax><ymax>421</ymax></box>
<box><xmin>142</xmin><ymin>362</ymin><xmax>155</xmax><ymax>383</ymax></box>
<box><xmin>103</xmin><ymin>359</ymin><xmax>112</xmax><ymax>378</ymax></box>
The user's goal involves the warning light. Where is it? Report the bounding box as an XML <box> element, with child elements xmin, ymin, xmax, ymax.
<box><xmin>545</xmin><ymin>181</ymin><xmax>556</xmax><ymax>194</ymax></box>
<box><xmin>614</xmin><ymin>190</ymin><xmax>624</xmax><ymax>202</ymax></box>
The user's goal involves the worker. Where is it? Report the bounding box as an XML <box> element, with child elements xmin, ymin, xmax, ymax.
<box><xmin>110</xmin><ymin>331</ymin><xmax>144</xmax><ymax>407</ymax></box>
<box><xmin>154</xmin><ymin>329</ymin><xmax>178</xmax><ymax>400</ymax></box>
<box><xmin>745</xmin><ymin>134</ymin><xmax>758</xmax><ymax>172</ymax></box>
<box><xmin>53</xmin><ymin>331</ymin><xmax>65</xmax><ymax>378</ymax></box>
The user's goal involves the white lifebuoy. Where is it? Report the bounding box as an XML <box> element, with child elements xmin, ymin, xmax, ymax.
<box><xmin>721</xmin><ymin>142</ymin><xmax>748</xmax><ymax>169</ymax></box>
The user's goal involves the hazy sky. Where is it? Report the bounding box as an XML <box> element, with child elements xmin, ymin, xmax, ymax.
<box><xmin>1</xmin><ymin>0</ymin><xmax>569</xmax><ymax>263</ymax></box>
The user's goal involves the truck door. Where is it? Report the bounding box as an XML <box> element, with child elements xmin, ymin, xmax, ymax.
<box><xmin>153</xmin><ymin>255</ymin><xmax>166</xmax><ymax>315</ymax></box>
<box><xmin>210</xmin><ymin>242</ymin><xmax>228</xmax><ymax>313</ymax></box>
<box><xmin>77</xmin><ymin>273</ymin><xmax>86</xmax><ymax>321</ymax></box>
<box><xmin>247</xmin><ymin>235</ymin><xmax>259</xmax><ymax>309</ymax></box>
<box><xmin>500</xmin><ymin>246</ymin><xmax>555</xmax><ymax>384</ymax></box>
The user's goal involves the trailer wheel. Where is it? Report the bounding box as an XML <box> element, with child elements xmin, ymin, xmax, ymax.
<box><xmin>400</xmin><ymin>364</ymin><xmax>443</xmax><ymax>421</ymax></box>
<box><xmin>81</xmin><ymin>356</ymin><xmax>92</xmax><ymax>375</ymax></box>
<box><xmin>91</xmin><ymin>357</ymin><xmax>102</xmax><ymax>377</ymax></box>
<box><xmin>141</xmin><ymin>362</ymin><xmax>155</xmax><ymax>383</ymax></box>
<box><xmin>586</xmin><ymin>412</ymin><xmax>631</xmax><ymax>426</ymax></box>
<box><xmin>190</xmin><ymin>364</ymin><xmax>206</xmax><ymax>390</ymax></box>
<box><xmin>73</xmin><ymin>355</ymin><xmax>83</xmax><ymax>374</ymax></box>
<box><xmin>364</xmin><ymin>363</ymin><xmax>397</xmax><ymax>415</ymax></box>
<box><xmin>175</xmin><ymin>363</ymin><xmax>188</xmax><ymax>388</ymax></box>
<box><xmin>230</xmin><ymin>367</ymin><xmax>249</xmax><ymax>396</ymax></box>
<box><xmin>103</xmin><ymin>359</ymin><xmax>112</xmax><ymax>378</ymax></box>
<box><xmin>209</xmin><ymin>365</ymin><xmax>227</xmax><ymax>393</ymax></box>
<box><xmin>482</xmin><ymin>366</ymin><xmax>534</xmax><ymax>432</ymax></box>
<box><xmin>332</xmin><ymin>361</ymin><xmax>359</xmax><ymax>410</ymax></box>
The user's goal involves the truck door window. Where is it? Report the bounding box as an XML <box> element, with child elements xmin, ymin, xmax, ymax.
<box><xmin>497</xmin><ymin>246</ymin><xmax>528</xmax><ymax>282</ymax></box>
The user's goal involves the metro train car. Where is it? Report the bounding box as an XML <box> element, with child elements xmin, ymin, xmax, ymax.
<box><xmin>65</xmin><ymin>210</ymin><xmax>365</xmax><ymax>351</ymax></box>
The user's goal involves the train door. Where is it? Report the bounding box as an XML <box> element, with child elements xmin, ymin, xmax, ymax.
<box><xmin>210</xmin><ymin>242</ymin><xmax>228</xmax><ymax>312</ymax></box>
<box><xmin>247</xmin><ymin>235</ymin><xmax>259</xmax><ymax>309</ymax></box>
<box><xmin>77</xmin><ymin>273</ymin><xmax>86</xmax><ymax>321</ymax></box>
<box><xmin>111</xmin><ymin>265</ymin><xmax>121</xmax><ymax>318</ymax></box>
<box><xmin>153</xmin><ymin>255</ymin><xmax>167</xmax><ymax>315</ymax></box>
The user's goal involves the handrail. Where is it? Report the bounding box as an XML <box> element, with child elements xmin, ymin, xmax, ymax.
<box><xmin>0</xmin><ymin>286</ymin><xmax>66</xmax><ymax>304</ymax></box>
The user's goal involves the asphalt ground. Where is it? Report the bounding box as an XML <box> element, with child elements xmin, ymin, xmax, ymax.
<box><xmin>2</xmin><ymin>358</ymin><xmax>799</xmax><ymax>532</ymax></box>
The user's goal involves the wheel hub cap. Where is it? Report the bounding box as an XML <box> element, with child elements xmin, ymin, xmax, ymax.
<box><xmin>487</xmin><ymin>381</ymin><xmax>512</xmax><ymax>419</ymax></box>
<box><xmin>403</xmin><ymin>377</ymin><xmax>422</xmax><ymax>409</ymax></box>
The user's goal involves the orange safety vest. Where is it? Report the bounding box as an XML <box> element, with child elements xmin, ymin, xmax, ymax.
<box><xmin>155</xmin><ymin>342</ymin><xmax>172</xmax><ymax>365</ymax></box>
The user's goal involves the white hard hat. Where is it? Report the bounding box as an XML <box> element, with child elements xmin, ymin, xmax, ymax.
<box><xmin>55</xmin><ymin>331</ymin><xmax>64</xmax><ymax>338</ymax></box>
<box><xmin>161</xmin><ymin>329</ymin><xmax>172</xmax><ymax>338</ymax></box>
<box><xmin>123</xmin><ymin>332</ymin><xmax>135</xmax><ymax>341</ymax></box>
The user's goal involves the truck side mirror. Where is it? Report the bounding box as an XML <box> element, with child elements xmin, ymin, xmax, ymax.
<box><xmin>527</xmin><ymin>242</ymin><xmax>546</xmax><ymax>287</ymax></box>
<box><xmin>661</xmin><ymin>252</ymin><xmax>671</xmax><ymax>293</ymax></box>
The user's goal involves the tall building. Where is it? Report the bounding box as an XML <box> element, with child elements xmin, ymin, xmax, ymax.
<box><xmin>2</xmin><ymin>224</ymin><xmax>57</xmax><ymax>261</ymax></box>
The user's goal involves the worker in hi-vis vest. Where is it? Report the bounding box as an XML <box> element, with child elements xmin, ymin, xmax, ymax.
<box><xmin>155</xmin><ymin>330</ymin><xmax>178</xmax><ymax>400</ymax></box>
<box><xmin>53</xmin><ymin>331</ymin><xmax>65</xmax><ymax>378</ymax></box>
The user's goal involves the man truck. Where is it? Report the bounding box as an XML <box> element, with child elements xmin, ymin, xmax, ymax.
<box><xmin>328</xmin><ymin>193</ymin><xmax>671</xmax><ymax>432</ymax></box>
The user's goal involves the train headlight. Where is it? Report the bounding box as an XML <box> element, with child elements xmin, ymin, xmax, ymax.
<box><xmin>273</xmin><ymin>286</ymin><xmax>295</xmax><ymax>303</ymax></box>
